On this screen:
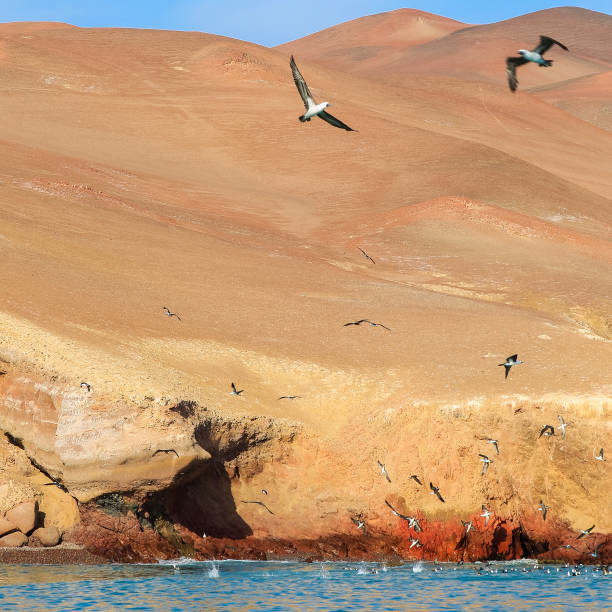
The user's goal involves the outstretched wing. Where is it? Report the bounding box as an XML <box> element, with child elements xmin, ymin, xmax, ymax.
<box><xmin>506</xmin><ymin>57</ymin><xmax>527</xmax><ymax>92</ymax></box>
<box><xmin>534</xmin><ymin>35</ymin><xmax>569</xmax><ymax>55</ymax></box>
<box><xmin>411</xmin><ymin>475</ymin><xmax>423</xmax><ymax>486</ymax></box>
<box><xmin>318</xmin><ymin>110</ymin><xmax>356</xmax><ymax>132</ymax></box>
<box><xmin>290</xmin><ymin>56</ymin><xmax>316</xmax><ymax>110</ymax></box>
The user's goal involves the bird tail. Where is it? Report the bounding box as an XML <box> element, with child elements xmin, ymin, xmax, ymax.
<box><xmin>298</xmin><ymin>114</ymin><xmax>310</xmax><ymax>122</ymax></box>
<box><xmin>541</xmin><ymin>59</ymin><xmax>553</xmax><ymax>67</ymax></box>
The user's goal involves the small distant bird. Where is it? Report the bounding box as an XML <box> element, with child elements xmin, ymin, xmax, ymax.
<box><xmin>498</xmin><ymin>354</ymin><xmax>523</xmax><ymax>378</ymax></box>
<box><xmin>480</xmin><ymin>505</ymin><xmax>493</xmax><ymax>526</ymax></box>
<box><xmin>430</xmin><ymin>482</ymin><xmax>445</xmax><ymax>503</ymax></box>
<box><xmin>43</xmin><ymin>479</ymin><xmax>70</xmax><ymax>494</ymax></box>
<box><xmin>261</xmin><ymin>489</ymin><xmax>269</xmax><ymax>495</ymax></box>
<box><xmin>377</xmin><ymin>460</ymin><xmax>391</xmax><ymax>483</ymax></box>
<box><xmin>462</xmin><ymin>520</ymin><xmax>475</xmax><ymax>534</ymax></box>
<box><xmin>559</xmin><ymin>543</ymin><xmax>578</xmax><ymax>551</ymax></box>
<box><xmin>278</xmin><ymin>395</ymin><xmax>301</xmax><ymax>400</ymax></box>
<box><xmin>558</xmin><ymin>416</ymin><xmax>568</xmax><ymax>438</ymax></box>
<box><xmin>481</xmin><ymin>438</ymin><xmax>499</xmax><ymax>455</ymax></box>
<box><xmin>589</xmin><ymin>543</ymin><xmax>603</xmax><ymax>559</ymax></box>
<box><xmin>80</xmin><ymin>382</ymin><xmax>91</xmax><ymax>392</ymax></box>
<box><xmin>357</xmin><ymin>248</ymin><xmax>376</xmax><ymax>264</ymax></box>
<box><xmin>537</xmin><ymin>500</ymin><xmax>550</xmax><ymax>521</ymax></box>
<box><xmin>351</xmin><ymin>518</ymin><xmax>367</xmax><ymax>534</ymax></box>
<box><xmin>479</xmin><ymin>454</ymin><xmax>493</xmax><ymax>476</ymax></box>
<box><xmin>384</xmin><ymin>500</ymin><xmax>421</xmax><ymax>532</ymax></box>
<box><xmin>290</xmin><ymin>56</ymin><xmax>356</xmax><ymax>131</ymax></box>
<box><xmin>163</xmin><ymin>306</ymin><xmax>182</xmax><ymax>321</ymax></box>
<box><xmin>241</xmin><ymin>500</ymin><xmax>274</xmax><ymax>515</ymax></box>
<box><xmin>594</xmin><ymin>448</ymin><xmax>604</xmax><ymax>461</ymax></box>
<box><xmin>152</xmin><ymin>449</ymin><xmax>179</xmax><ymax>457</ymax></box>
<box><xmin>577</xmin><ymin>525</ymin><xmax>595</xmax><ymax>540</ymax></box>
<box><xmin>539</xmin><ymin>425</ymin><xmax>555</xmax><ymax>438</ymax></box>
<box><xmin>409</xmin><ymin>537</ymin><xmax>421</xmax><ymax>549</ymax></box>
<box><xmin>230</xmin><ymin>382</ymin><xmax>244</xmax><ymax>396</ymax></box>
<box><xmin>344</xmin><ymin>319</ymin><xmax>391</xmax><ymax>331</ymax></box>
<box><xmin>506</xmin><ymin>36</ymin><xmax>569</xmax><ymax>92</ymax></box>
<box><xmin>410</xmin><ymin>475</ymin><xmax>423</xmax><ymax>486</ymax></box>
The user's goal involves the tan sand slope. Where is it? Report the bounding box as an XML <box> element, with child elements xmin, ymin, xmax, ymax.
<box><xmin>0</xmin><ymin>15</ymin><xmax>610</xmax><ymax>557</ymax></box>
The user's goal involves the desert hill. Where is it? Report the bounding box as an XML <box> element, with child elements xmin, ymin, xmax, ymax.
<box><xmin>0</xmin><ymin>10</ymin><xmax>610</xmax><ymax>561</ymax></box>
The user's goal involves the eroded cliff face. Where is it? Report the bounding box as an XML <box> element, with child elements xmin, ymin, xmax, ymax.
<box><xmin>1</xmin><ymin>365</ymin><xmax>609</xmax><ymax>565</ymax></box>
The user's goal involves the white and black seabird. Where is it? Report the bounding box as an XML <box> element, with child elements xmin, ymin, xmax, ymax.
<box><xmin>481</xmin><ymin>438</ymin><xmax>499</xmax><ymax>455</ymax></box>
<box><xmin>430</xmin><ymin>482</ymin><xmax>445</xmax><ymax>503</ymax></box>
<box><xmin>230</xmin><ymin>382</ymin><xmax>244</xmax><ymax>396</ymax></box>
<box><xmin>384</xmin><ymin>500</ymin><xmax>421</xmax><ymax>532</ymax></box>
<box><xmin>590</xmin><ymin>543</ymin><xmax>603</xmax><ymax>559</ymax></box>
<box><xmin>410</xmin><ymin>474</ymin><xmax>423</xmax><ymax>486</ymax></box>
<box><xmin>479</xmin><ymin>454</ymin><xmax>493</xmax><ymax>476</ymax></box>
<box><xmin>241</xmin><ymin>500</ymin><xmax>274</xmax><ymax>515</ymax></box>
<box><xmin>153</xmin><ymin>449</ymin><xmax>179</xmax><ymax>457</ymax></box>
<box><xmin>80</xmin><ymin>382</ymin><xmax>92</xmax><ymax>392</ymax></box>
<box><xmin>163</xmin><ymin>306</ymin><xmax>182</xmax><ymax>321</ymax></box>
<box><xmin>409</xmin><ymin>537</ymin><xmax>422</xmax><ymax>549</ymax></box>
<box><xmin>594</xmin><ymin>448</ymin><xmax>604</xmax><ymax>461</ymax></box>
<box><xmin>577</xmin><ymin>525</ymin><xmax>595</xmax><ymax>540</ymax></box>
<box><xmin>290</xmin><ymin>56</ymin><xmax>356</xmax><ymax>131</ymax></box>
<box><xmin>344</xmin><ymin>319</ymin><xmax>391</xmax><ymax>331</ymax></box>
<box><xmin>278</xmin><ymin>395</ymin><xmax>301</xmax><ymax>400</ymax></box>
<box><xmin>498</xmin><ymin>354</ymin><xmax>523</xmax><ymax>378</ymax></box>
<box><xmin>558</xmin><ymin>415</ymin><xmax>569</xmax><ymax>438</ymax></box>
<box><xmin>377</xmin><ymin>460</ymin><xmax>391</xmax><ymax>483</ymax></box>
<box><xmin>358</xmin><ymin>248</ymin><xmax>376</xmax><ymax>264</ymax></box>
<box><xmin>506</xmin><ymin>36</ymin><xmax>569</xmax><ymax>92</ymax></box>
<box><xmin>539</xmin><ymin>424</ymin><xmax>555</xmax><ymax>438</ymax></box>
<box><xmin>462</xmin><ymin>520</ymin><xmax>475</xmax><ymax>534</ymax></box>
<box><xmin>351</xmin><ymin>517</ymin><xmax>367</xmax><ymax>534</ymax></box>
<box><xmin>538</xmin><ymin>499</ymin><xmax>550</xmax><ymax>521</ymax></box>
<box><xmin>480</xmin><ymin>505</ymin><xmax>493</xmax><ymax>526</ymax></box>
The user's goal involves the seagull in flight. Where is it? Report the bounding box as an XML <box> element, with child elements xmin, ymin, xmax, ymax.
<box><xmin>498</xmin><ymin>354</ymin><xmax>523</xmax><ymax>378</ymax></box>
<box><xmin>241</xmin><ymin>500</ymin><xmax>274</xmax><ymax>515</ymax></box>
<box><xmin>462</xmin><ymin>520</ymin><xmax>475</xmax><ymax>534</ymax></box>
<box><xmin>481</xmin><ymin>438</ymin><xmax>499</xmax><ymax>455</ymax></box>
<box><xmin>163</xmin><ymin>306</ymin><xmax>182</xmax><ymax>321</ymax></box>
<box><xmin>80</xmin><ymin>382</ymin><xmax>92</xmax><ymax>392</ymax></box>
<box><xmin>589</xmin><ymin>543</ymin><xmax>603</xmax><ymax>559</ymax></box>
<box><xmin>577</xmin><ymin>525</ymin><xmax>595</xmax><ymax>539</ymax></box>
<box><xmin>344</xmin><ymin>319</ymin><xmax>391</xmax><ymax>331</ymax></box>
<box><xmin>230</xmin><ymin>382</ymin><xmax>244</xmax><ymax>396</ymax></box>
<box><xmin>377</xmin><ymin>460</ymin><xmax>391</xmax><ymax>483</ymax></box>
<box><xmin>506</xmin><ymin>35</ymin><xmax>569</xmax><ymax>92</ymax></box>
<box><xmin>480</xmin><ymin>505</ymin><xmax>493</xmax><ymax>526</ymax></box>
<box><xmin>594</xmin><ymin>448</ymin><xmax>604</xmax><ymax>461</ymax></box>
<box><xmin>384</xmin><ymin>500</ymin><xmax>422</xmax><ymax>532</ymax></box>
<box><xmin>278</xmin><ymin>395</ymin><xmax>301</xmax><ymax>400</ymax></box>
<box><xmin>558</xmin><ymin>416</ymin><xmax>569</xmax><ymax>438</ymax></box>
<box><xmin>558</xmin><ymin>543</ymin><xmax>578</xmax><ymax>552</ymax></box>
<box><xmin>410</xmin><ymin>475</ymin><xmax>423</xmax><ymax>486</ymax></box>
<box><xmin>479</xmin><ymin>454</ymin><xmax>493</xmax><ymax>476</ymax></box>
<box><xmin>537</xmin><ymin>500</ymin><xmax>550</xmax><ymax>521</ymax></box>
<box><xmin>290</xmin><ymin>56</ymin><xmax>356</xmax><ymax>131</ymax></box>
<box><xmin>539</xmin><ymin>425</ymin><xmax>555</xmax><ymax>438</ymax></box>
<box><xmin>357</xmin><ymin>248</ymin><xmax>376</xmax><ymax>264</ymax></box>
<box><xmin>351</xmin><ymin>518</ymin><xmax>367</xmax><ymax>534</ymax></box>
<box><xmin>409</xmin><ymin>537</ymin><xmax>422</xmax><ymax>549</ymax></box>
<box><xmin>430</xmin><ymin>482</ymin><xmax>445</xmax><ymax>503</ymax></box>
<box><xmin>153</xmin><ymin>449</ymin><xmax>179</xmax><ymax>457</ymax></box>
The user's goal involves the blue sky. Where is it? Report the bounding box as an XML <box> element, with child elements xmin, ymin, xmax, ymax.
<box><xmin>1</xmin><ymin>2</ymin><xmax>609</xmax><ymax>46</ymax></box>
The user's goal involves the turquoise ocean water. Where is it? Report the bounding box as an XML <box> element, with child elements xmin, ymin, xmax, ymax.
<box><xmin>0</xmin><ymin>559</ymin><xmax>609</xmax><ymax>611</ymax></box>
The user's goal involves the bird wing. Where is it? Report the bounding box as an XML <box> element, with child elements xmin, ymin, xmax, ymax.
<box><xmin>376</xmin><ymin>323</ymin><xmax>392</xmax><ymax>331</ymax></box>
<box><xmin>481</xmin><ymin>463</ymin><xmax>489</xmax><ymax>476</ymax></box>
<box><xmin>558</xmin><ymin>415</ymin><xmax>565</xmax><ymax>425</ymax></box>
<box><xmin>484</xmin><ymin>515</ymin><xmax>490</xmax><ymax>526</ymax></box>
<box><xmin>290</xmin><ymin>56</ymin><xmax>316</xmax><ymax>110</ymax></box>
<box><xmin>175</xmin><ymin>314</ymin><xmax>182</xmax><ymax>321</ymax></box>
<box><xmin>384</xmin><ymin>470</ymin><xmax>391</xmax><ymax>483</ymax></box>
<box><xmin>411</xmin><ymin>475</ymin><xmax>423</xmax><ymax>486</ymax></box>
<box><xmin>318</xmin><ymin>110</ymin><xmax>356</xmax><ymax>132</ymax></box>
<box><xmin>509</xmin><ymin>354</ymin><xmax>518</xmax><ymax>362</ymax></box>
<box><xmin>344</xmin><ymin>322</ymin><xmax>357</xmax><ymax>326</ymax></box>
<box><xmin>504</xmin><ymin>365</ymin><xmax>511</xmax><ymax>379</ymax></box>
<box><xmin>542</xmin><ymin>507</ymin><xmax>547</xmax><ymax>521</ymax></box>
<box><xmin>534</xmin><ymin>35</ymin><xmax>569</xmax><ymax>55</ymax></box>
<box><xmin>478</xmin><ymin>454</ymin><xmax>489</xmax><ymax>460</ymax></box>
<box><xmin>385</xmin><ymin>500</ymin><xmax>410</xmax><ymax>521</ymax></box>
<box><xmin>231</xmin><ymin>382</ymin><xmax>237</xmax><ymax>392</ymax></box>
<box><xmin>493</xmin><ymin>441</ymin><xmax>499</xmax><ymax>454</ymax></box>
<box><xmin>505</xmin><ymin>57</ymin><xmax>527</xmax><ymax>92</ymax></box>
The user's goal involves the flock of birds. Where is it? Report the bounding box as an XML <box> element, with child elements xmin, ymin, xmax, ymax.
<box><xmin>69</xmin><ymin>31</ymin><xmax>607</xmax><ymax>566</ymax></box>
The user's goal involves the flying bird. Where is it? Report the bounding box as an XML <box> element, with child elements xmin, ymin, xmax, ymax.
<box><xmin>43</xmin><ymin>479</ymin><xmax>70</xmax><ymax>494</ymax></box>
<box><xmin>261</xmin><ymin>489</ymin><xmax>268</xmax><ymax>495</ymax></box>
<box><xmin>153</xmin><ymin>449</ymin><xmax>179</xmax><ymax>457</ymax></box>
<box><xmin>241</xmin><ymin>500</ymin><xmax>274</xmax><ymax>515</ymax></box>
<box><xmin>384</xmin><ymin>500</ymin><xmax>421</xmax><ymax>531</ymax></box>
<box><xmin>163</xmin><ymin>306</ymin><xmax>182</xmax><ymax>321</ymax></box>
<box><xmin>462</xmin><ymin>520</ymin><xmax>475</xmax><ymax>534</ymax></box>
<box><xmin>481</xmin><ymin>438</ymin><xmax>499</xmax><ymax>455</ymax></box>
<box><xmin>590</xmin><ymin>543</ymin><xmax>603</xmax><ymax>559</ymax></box>
<box><xmin>410</xmin><ymin>475</ymin><xmax>423</xmax><ymax>486</ymax></box>
<box><xmin>559</xmin><ymin>543</ymin><xmax>578</xmax><ymax>551</ymax></box>
<box><xmin>594</xmin><ymin>448</ymin><xmax>604</xmax><ymax>461</ymax></box>
<box><xmin>577</xmin><ymin>525</ymin><xmax>595</xmax><ymax>540</ymax></box>
<box><xmin>409</xmin><ymin>537</ymin><xmax>422</xmax><ymax>549</ymax></box>
<box><xmin>351</xmin><ymin>518</ymin><xmax>367</xmax><ymax>534</ymax></box>
<box><xmin>357</xmin><ymin>248</ymin><xmax>376</xmax><ymax>264</ymax></box>
<box><xmin>539</xmin><ymin>425</ymin><xmax>555</xmax><ymax>438</ymax></box>
<box><xmin>344</xmin><ymin>319</ymin><xmax>391</xmax><ymax>331</ymax></box>
<box><xmin>80</xmin><ymin>382</ymin><xmax>92</xmax><ymax>392</ymax></box>
<box><xmin>480</xmin><ymin>505</ymin><xmax>493</xmax><ymax>526</ymax></box>
<box><xmin>557</xmin><ymin>415</ymin><xmax>569</xmax><ymax>438</ymax></box>
<box><xmin>498</xmin><ymin>354</ymin><xmax>523</xmax><ymax>378</ymax></box>
<box><xmin>290</xmin><ymin>56</ymin><xmax>356</xmax><ymax>131</ymax></box>
<box><xmin>430</xmin><ymin>482</ymin><xmax>445</xmax><ymax>503</ymax></box>
<box><xmin>506</xmin><ymin>35</ymin><xmax>569</xmax><ymax>92</ymax></box>
<box><xmin>377</xmin><ymin>460</ymin><xmax>391</xmax><ymax>483</ymax></box>
<box><xmin>230</xmin><ymin>382</ymin><xmax>244</xmax><ymax>396</ymax></box>
<box><xmin>479</xmin><ymin>454</ymin><xmax>493</xmax><ymax>476</ymax></box>
<box><xmin>538</xmin><ymin>500</ymin><xmax>550</xmax><ymax>521</ymax></box>
<box><xmin>278</xmin><ymin>395</ymin><xmax>301</xmax><ymax>400</ymax></box>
